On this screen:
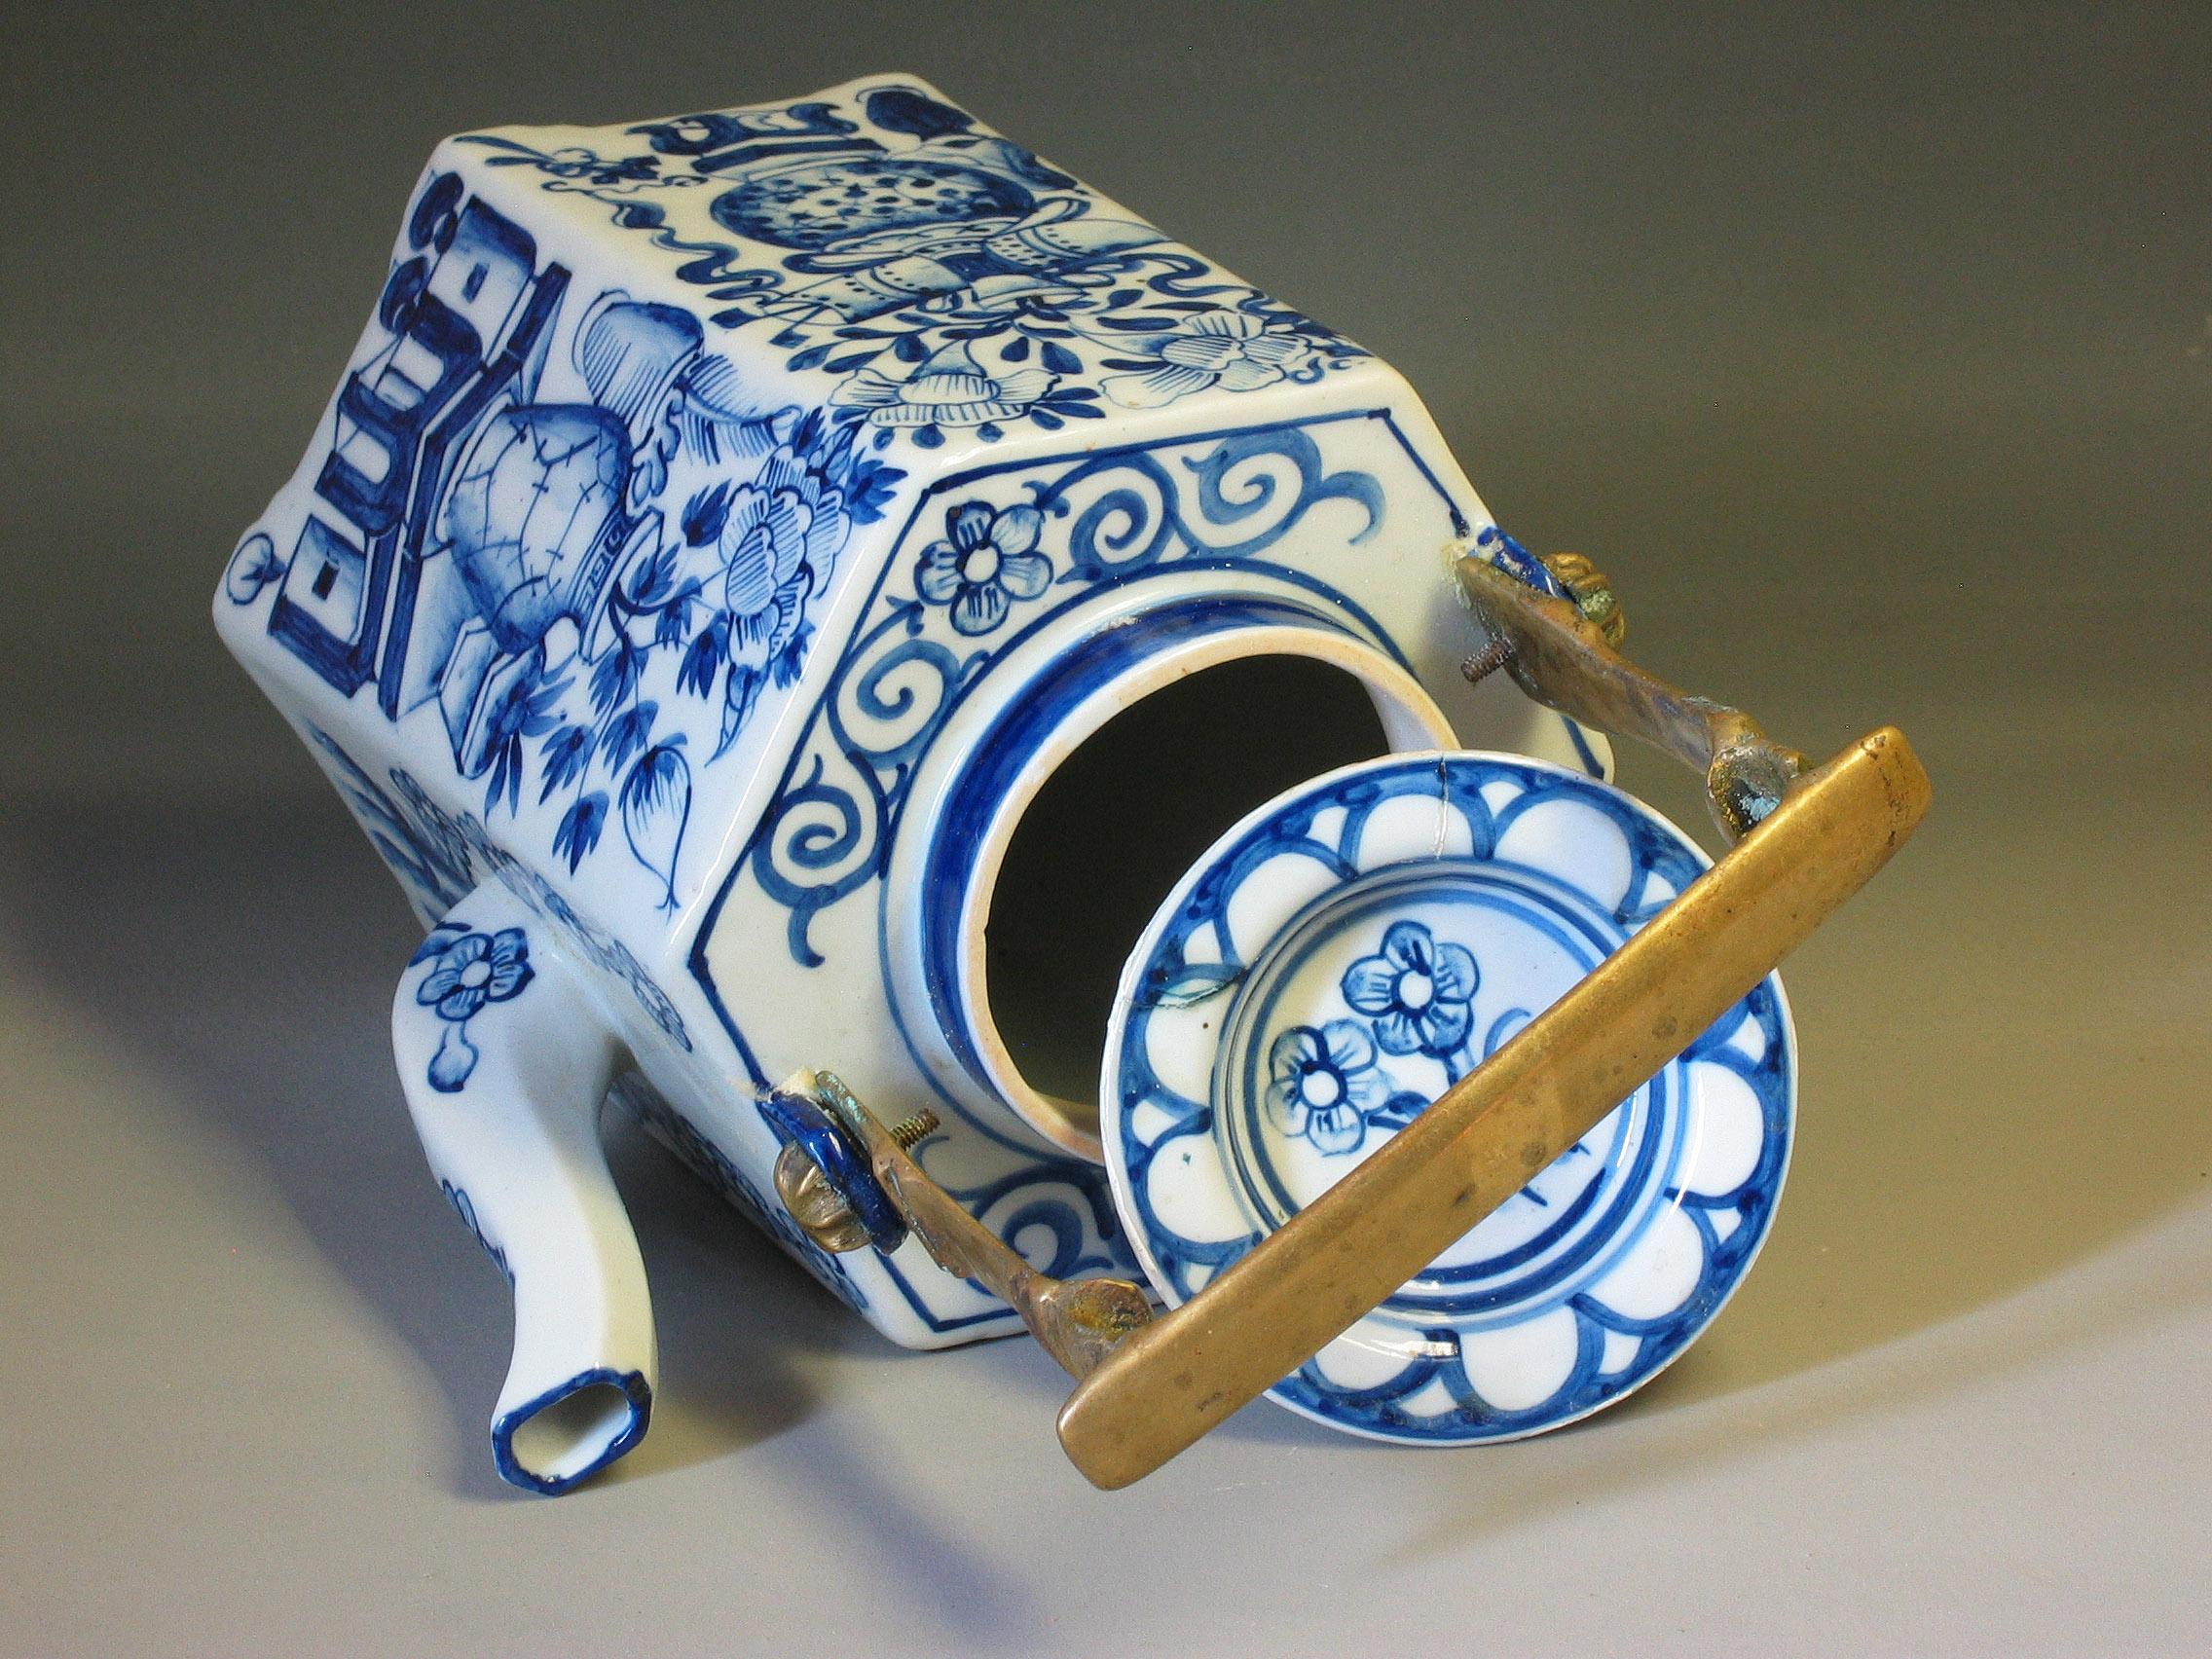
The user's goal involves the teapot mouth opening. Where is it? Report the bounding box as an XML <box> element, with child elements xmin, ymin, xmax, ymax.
<box><xmin>907</xmin><ymin>602</ymin><xmax>1456</xmax><ymax>1161</ymax></box>
<box><xmin>491</xmin><ymin>1368</ymin><xmax>652</xmax><ymax>1495</ymax></box>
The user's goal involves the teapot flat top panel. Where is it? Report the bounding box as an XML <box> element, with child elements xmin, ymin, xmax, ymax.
<box><xmin>461</xmin><ymin>76</ymin><xmax>1375</xmax><ymax>428</ymax></box>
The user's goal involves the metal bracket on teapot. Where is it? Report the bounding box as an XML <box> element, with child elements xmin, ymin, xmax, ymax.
<box><xmin>768</xmin><ymin>550</ymin><xmax>1932</xmax><ymax>1490</ymax></box>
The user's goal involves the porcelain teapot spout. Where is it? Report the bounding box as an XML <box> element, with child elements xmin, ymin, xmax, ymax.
<box><xmin>391</xmin><ymin>882</ymin><xmax>655</xmax><ymax>1493</ymax></box>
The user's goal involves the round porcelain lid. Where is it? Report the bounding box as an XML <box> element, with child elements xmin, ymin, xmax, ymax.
<box><xmin>1100</xmin><ymin>751</ymin><xmax>1796</xmax><ymax>1444</ymax></box>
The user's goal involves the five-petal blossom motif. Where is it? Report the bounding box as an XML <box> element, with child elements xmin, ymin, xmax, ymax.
<box><xmin>1341</xmin><ymin>920</ymin><xmax>1479</xmax><ymax>1057</ymax></box>
<box><xmin>416</xmin><ymin>926</ymin><xmax>536</xmax><ymax>1093</ymax></box>
<box><xmin>1265</xmin><ymin>1020</ymin><xmax>1392</xmax><ymax>1156</ymax></box>
<box><xmin>915</xmin><ymin>500</ymin><xmax>1053</xmax><ymax>635</ymax></box>
<box><xmin>418</xmin><ymin>928</ymin><xmax>535</xmax><ymax>1024</ymax></box>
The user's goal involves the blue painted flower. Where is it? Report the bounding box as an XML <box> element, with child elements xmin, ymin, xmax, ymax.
<box><xmin>831</xmin><ymin>342</ymin><xmax>1056</xmax><ymax>431</ymax></box>
<box><xmin>710</xmin><ymin>443</ymin><xmax>850</xmax><ymax>748</ymax></box>
<box><xmin>417</xmin><ymin>928</ymin><xmax>534</xmax><ymax>1023</ymax></box>
<box><xmin>718</xmin><ymin>449</ymin><xmax>849</xmax><ymax>661</ymax></box>
<box><xmin>915</xmin><ymin>501</ymin><xmax>1052</xmax><ymax>635</ymax></box>
<box><xmin>1101</xmin><ymin>311</ymin><xmax>1318</xmax><ymax>409</ymax></box>
<box><xmin>1265</xmin><ymin>1021</ymin><xmax>1391</xmax><ymax>1156</ymax></box>
<box><xmin>1341</xmin><ymin>921</ymin><xmax>1479</xmax><ymax>1057</ymax></box>
<box><xmin>415</xmin><ymin>926</ymin><xmax>535</xmax><ymax>1093</ymax></box>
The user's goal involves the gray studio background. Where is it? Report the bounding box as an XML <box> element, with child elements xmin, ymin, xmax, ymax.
<box><xmin>4</xmin><ymin>5</ymin><xmax>2207</xmax><ymax>1654</ymax></box>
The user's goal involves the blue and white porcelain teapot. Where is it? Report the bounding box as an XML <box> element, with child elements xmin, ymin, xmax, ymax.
<box><xmin>217</xmin><ymin>75</ymin><xmax>1926</xmax><ymax>1493</ymax></box>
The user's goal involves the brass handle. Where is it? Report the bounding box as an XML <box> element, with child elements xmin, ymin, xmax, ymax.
<box><xmin>806</xmin><ymin>1074</ymin><xmax>1154</xmax><ymax>1378</ymax></box>
<box><xmin>1457</xmin><ymin>554</ymin><xmax>1810</xmax><ymax>841</ymax></box>
<box><xmin>771</xmin><ymin>547</ymin><xmax>1930</xmax><ymax>1490</ymax></box>
<box><xmin>1054</xmin><ymin>724</ymin><xmax>1931</xmax><ymax>1488</ymax></box>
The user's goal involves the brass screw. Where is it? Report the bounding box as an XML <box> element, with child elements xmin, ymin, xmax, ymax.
<box><xmin>1466</xmin><ymin>553</ymin><xmax>1626</xmax><ymax>685</ymax></box>
<box><xmin>1460</xmin><ymin>634</ymin><xmax>1514</xmax><ymax>687</ymax></box>
<box><xmin>889</xmin><ymin>1109</ymin><xmax>940</xmax><ymax>1151</ymax></box>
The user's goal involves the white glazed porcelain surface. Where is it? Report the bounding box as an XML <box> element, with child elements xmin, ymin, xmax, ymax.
<box><xmin>1103</xmin><ymin>753</ymin><xmax>1795</xmax><ymax>1442</ymax></box>
<box><xmin>213</xmin><ymin>73</ymin><xmax>1616</xmax><ymax>1486</ymax></box>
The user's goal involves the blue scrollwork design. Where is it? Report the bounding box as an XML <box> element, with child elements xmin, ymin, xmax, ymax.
<box><xmin>742</xmin><ymin>418</ymin><xmax>1390</xmax><ymax>965</ymax></box>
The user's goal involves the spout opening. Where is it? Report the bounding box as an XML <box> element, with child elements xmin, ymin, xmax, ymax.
<box><xmin>492</xmin><ymin>1367</ymin><xmax>651</xmax><ymax>1495</ymax></box>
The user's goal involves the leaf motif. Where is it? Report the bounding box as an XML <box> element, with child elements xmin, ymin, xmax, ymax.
<box><xmin>845</xmin><ymin>461</ymin><xmax>905</xmax><ymax>526</ymax></box>
<box><xmin>516</xmin><ymin>672</ymin><xmax>571</xmax><ymax>740</ymax></box>
<box><xmin>653</xmin><ymin>594</ymin><xmax>692</xmax><ymax>647</ymax></box>
<box><xmin>485</xmin><ymin>738</ymin><xmax>522</xmax><ymax>818</ymax></box>
<box><xmin>589</xmin><ymin>638</ymin><xmax>645</xmax><ymax>716</ymax></box>
<box><xmin>537</xmin><ymin>725</ymin><xmax>596</xmax><ymax>800</ymax></box>
<box><xmin>625</xmin><ymin>543</ymin><xmax>677</xmax><ymax>606</ymax></box>
<box><xmin>770</xmin><ymin>622</ymin><xmax>812</xmax><ymax>689</ymax></box>
<box><xmin>551</xmin><ymin>792</ymin><xmax>608</xmax><ymax>873</ymax></box>
<box><xmin>682</xmin><ymin>481</ymin><xmax>733</xmax><ymax>547</ymax></box>
<box><xmin>620</xmin><ymin>743</ymin><xmax>693</xmax><ymax>909</ymax></box>
<box><xmin>1368</xmin><ymin>1090</ymin><xmax>1430</xmax><ymax>1131</ymax></box>
<box><xmin>716</xmin><ymin>664</ymin><xmax>763</xmax><ymax>758</ymax></box>
<box><xmin>602</xmin><ymin>700</ymin><xmax>657</xmax><ymax>774</ymax></box>
<box><xmin>819</xmin><ymin>420</ymin><xmax>857</xmax><ymax>477</ymax></box>
<box><xmin>1040</xmin><ymin>341</ymin><xmax>1082</xmax><ymax>376</ymax></box>
<box><xmin>678</xmin><ymin>614</ymin><xmax>729</xmax><ymax>697</ymax></box>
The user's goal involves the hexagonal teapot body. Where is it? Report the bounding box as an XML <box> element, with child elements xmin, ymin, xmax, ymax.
<box><xmin>215</xmin><ymin>74</ymin><xmax>1607</xmax><ymax>1353</ymax></box>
